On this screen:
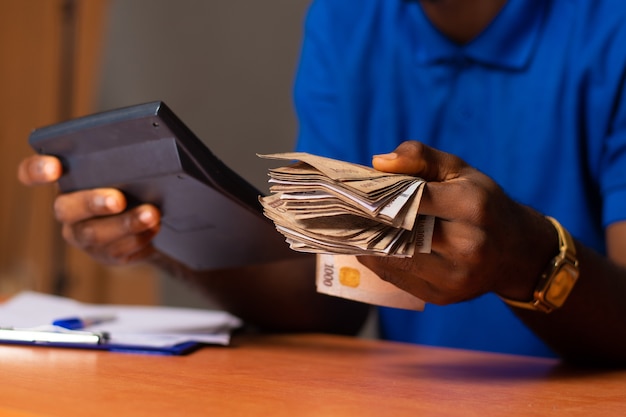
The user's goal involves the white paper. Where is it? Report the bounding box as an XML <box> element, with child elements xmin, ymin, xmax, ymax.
<box><xmin>0</xmin><ymin>291</ymin><xmax>242</xmax><ymax>348</ymax></box>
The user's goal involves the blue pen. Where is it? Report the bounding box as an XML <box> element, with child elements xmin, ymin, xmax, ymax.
<box><xmin>52</xmin><ymin>314</ymin><xmax>116</xmax><ymax>330</ymax></box>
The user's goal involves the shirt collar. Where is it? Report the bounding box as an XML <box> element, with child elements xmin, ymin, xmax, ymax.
<box><xmin>413</xmin><ymin>0</ymin><xmax>547</xmax><ymax>70</ymax></box>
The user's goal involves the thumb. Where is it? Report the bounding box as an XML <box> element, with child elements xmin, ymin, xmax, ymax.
<box><xmin>17</xmin><ymin>155</ymin><xmax>63</xmax><ymax>186</ymax></box>
<box><xmin>372</xmin><ymin>141</ymin><xmax>467</xmax><ymax>182</ymax></box>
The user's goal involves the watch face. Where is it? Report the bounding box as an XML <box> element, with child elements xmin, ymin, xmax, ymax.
<box><xmin>545</xmin><ymin>262</ymin><xmax>579</xmax><ymax>307</ymax></box>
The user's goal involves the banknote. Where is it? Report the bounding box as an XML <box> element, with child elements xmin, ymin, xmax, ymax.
<box><xmin>258</xmin><ymin>152</ymin><xmax>433</xmax><ymax>256</ymax></box>
<box><xmin>258</xmin><ymin>152</ymin><xmax>432</xmax><ymax>309</ymax></box>
<box><xmin>260</xmin><ymin>192</ymin><xmax>434</xmax><ymax>256</ymax></box>
<box><xmin>316</xmin><ymin>254</ymin><xmax>425</xmax><ymax>311</ymax></box>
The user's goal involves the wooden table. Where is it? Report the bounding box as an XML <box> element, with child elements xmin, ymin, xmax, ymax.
<box><xmin>0</xmin><ymin>333</ymin><xmax>624</xmax><ymax>417</ymax></box>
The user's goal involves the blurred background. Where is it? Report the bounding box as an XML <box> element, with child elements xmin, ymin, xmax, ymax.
<box><xmin>0</xmin><ymin>0</ymin><xmax>310</xmax><ymax>307</ymax></box>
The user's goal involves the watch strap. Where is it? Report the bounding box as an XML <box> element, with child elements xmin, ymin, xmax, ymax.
<box><xmin>499</xmin><ymin>216</ymin><xmax>579</xmax><ymax>313</ymax></box>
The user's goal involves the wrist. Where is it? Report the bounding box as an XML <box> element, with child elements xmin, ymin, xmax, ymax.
<box><xmin>499</xmin><ymin>216</ymin><xmax>580</xmax><ymax>313</ymax></box>
<box><xmin>494</xmin><ymin>212</ymin><xmax>559</xmax><ymax>302</ymax></box>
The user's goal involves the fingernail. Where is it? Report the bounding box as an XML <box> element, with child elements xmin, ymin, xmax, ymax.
<box><xmin>37</xmin><ymin>160</ymin><xmax>56</xmax><ymax>176</ymax></box>
<box><xmin>138</xmin><ymin>210</ymin><xmax>154</xmax><ymax>225</ymax></box>
<box><xmin>373</xmin><ymin>152</ymin><xmax>398</xmax><ymax>160</ymax></box>
<box><xmin>93</xmin><ymin>195</ymin><xmax>120</xmax><ymax>211</ymax></box>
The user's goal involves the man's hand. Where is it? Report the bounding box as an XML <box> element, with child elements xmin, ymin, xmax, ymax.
<box><xmin>17</xmin><ymin>154</ymin><xmax>161</xmax><ymax>266</ymax></box>
<box><xmin>359</xmin><ymin>141</ymin><xmax>558</xmax><ymax>306</ymax></box>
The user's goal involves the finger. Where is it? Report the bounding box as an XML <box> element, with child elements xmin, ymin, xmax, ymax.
<box><xmin>416</xmin><ymin>180</ymin><xmax>477</xmax><ymax>220</ymax></box>
<box><xmin>17</xmin><ymin>155</ymin><xmax>63</xmax><ymax>185</ymax></box>
<box><xmin>371</xmin><ymin>141</ymin><xmax>497</xmax><ymax>220</ymax></box>
<box><xmin>54</xmin><ymin>188</ymin><xmax>127</xmax><ymax>224</ymax></box>
<box><xmin>97</xmin><ymin>229</ymin><xmax>160</xmax><ymax>266</ymax></box>
<box><xmin>359</xmin><ymin>218</ymin><xmax>490</xmax><ymax>304</ymax></box>
<box><xmin>62</xmin><ymin>204</ymin><xmax>160</xmax><ymax>251</ymax></box>
<box><xmin>419</xmin><ymin>171</ymin><xmax>505</xmax><ymax>223</ymax></box>
<box><xmin>358</xmin><ymin>254</ymin><xmax>452</xmax><ymax>304</ymax></box>
<box><xmin>373</xmin><ymin>141</ymin><xmax>504</xmax><ymax>221</ymax></box>
<box><xmin>372</xmin><ymin>141</ymin><xmax>467</xmax><ymax>182</ymax></box>
<box><xmin>360</xmin><ymin>252</ymin><xmax>486</xmax><ymax>305</ymax></box>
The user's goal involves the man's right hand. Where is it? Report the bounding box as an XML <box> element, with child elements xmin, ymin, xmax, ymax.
<box><xmin>17</xmin><ymin>154</ymin><xmax>161</xmax><ymax>266</ymax></box>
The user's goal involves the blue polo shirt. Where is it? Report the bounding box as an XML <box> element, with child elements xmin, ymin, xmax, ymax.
<box><xmin>293</xmin><ymin>0</ymin><xmax>626</xmax><ymax>356</ymax></box>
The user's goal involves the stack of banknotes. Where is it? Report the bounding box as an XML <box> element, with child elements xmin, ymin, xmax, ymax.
<box><xmin>258</xmin><ymin>152</ymin><xmax>434</xmax><ymax>310</ymax></box>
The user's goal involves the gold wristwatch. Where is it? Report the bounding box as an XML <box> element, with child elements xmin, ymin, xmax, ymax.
<box><xmin>500</xmin><ymin>216</ymin><xmax>579</xmax><ymax>313</ymax></box>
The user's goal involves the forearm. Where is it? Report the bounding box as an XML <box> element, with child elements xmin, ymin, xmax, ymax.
<box><xmin>149</xmin><ymin>252</ymin><xmax>370</xmax><ymax>335</ymax></box>
<box><xmin>512</xmin><ymin>244</ymin><xmax>626</xmax><ymax>366</ymax></box>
